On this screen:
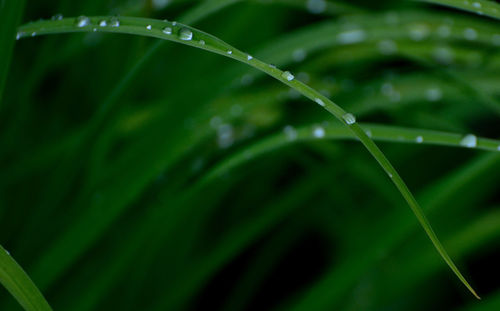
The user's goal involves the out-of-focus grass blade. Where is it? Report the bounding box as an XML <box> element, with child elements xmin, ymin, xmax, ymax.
<box><xmin>0</xmin><ymin>245</ymin><xmax>52</xmax><ymax>311</ymax></box>
<box><xmin>420</xmin><ymin>0</ymin><xmax>500</xmax><ymax>20</ymax></box>
<box><xmin>0</xmin><ymin>0</ymin><xmax>25</xmax><ymax>105</ymax></box>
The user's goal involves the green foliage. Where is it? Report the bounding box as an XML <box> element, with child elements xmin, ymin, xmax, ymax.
<box><xmin>1</xmin><ymin>0</ymin><xmax>500</xmax><ymax>310</ymax></box>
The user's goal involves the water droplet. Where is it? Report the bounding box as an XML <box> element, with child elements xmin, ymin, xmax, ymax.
<box><xmin>109</xmin><ymin>17</ymin><xmax>120</xmax><ymax>27</ymax></box>
<box><xmin>31</xmin><ymin>32</ymin><xmax>36</xmax><ymax>37</ymax></box>
<box><xmin>337</xmin><ymin>29</ymin><xmax>366</xmax><ymax>44</ymax></box>
<box><xmin>342</xmin><ymin>113</ymin><xmax>356</xmax><ymax>125</ymax></box>
<box><xmin>217</xmin><ymin>124</ymin><xmax>234</xmax><ymax>148</ymax></box>
<box><xmin>460</xmin><ymin>134</ymin><xmax>477</xmax><ymax>148</ymax></box>
<box><xmin>281</xmin><ymin>71</ymin><xmax>294</xmax><ymax>81</ymax></box>
<box><xmin>315</xmin><ymin>98</ymin><xmax>325</xmax><ymax>107</ymax></box>
<box><xmin>492</xmin><ymin>34</ymin><xmax>500</xmax><ymax>46</ymax></box>
<box><xmin>408</xmin><ymin>24</ymin><xmax>430</xmax><ymax>41</ymax></box>
<box><xmin>472</xmin><ymin>2</ymin><xmax>481</xmax><ymax>8</ymax></box>
<box><xmin>241</xmin><ymin>74</ymin><xmax>254</xmax><ymax>86</ymax></box>
<box><xmin>16</xmin><ymin>32</ymin><xmax>22</xmax><ymax>40</ymax></box>
<box><xmin>227</xmin><ymin>50</ymin><xmax>233</xmax><ymax>54</ymax></box>
<box><xmin>179</xmin><ymin>28</ymin><xmax>193</xmax><ymax>41</ymax></box>
<box><xmin>416</xmin><ymin>136</ymin><xmax>423</xmax><ymax>143</ymax></box>
<box><xmin>199</xmin><ymin>40</ymin><xmax>205</xmax><ymax>45</ymax></box>
<box><xmin>307</xmin><ymin>0</ymin><xmax>326</xmax><ymax>14</ymax></box>
<box><xmin>146</xmin><ymin>25</ymin><xmax>152</xmax><ymax>30</ymax></box>
<box><xmin>51</xmin><ymin>14</ymin><xmax>63</xmax><ymax>21</ymax></box>
<box><xmin>377</xmin><ymin>39</ymin><xmax>398</xmax><ymax>55</ymax></box>
<box><xmin>388</xmin><ymin>172</ymin><xmax>393</xmax><ymax>178</ymax></box>
<box><xmin>437</xmin><ymin>25</ymin><xmax>451</xmax><ymax>37</ymax></box>
<box><xmin>292</xmin><ymin>49</ymin><xmax>307</xmax><ymax>62</ymax></box>
<box><xmin>425</xmin><ymin>87</ymin><xmax>442</xmax><ymax>102</ymax></box>
<box><xmin>284</xmin><ymin>125</ymin><xmax>298</xmax><ymax>141</ymax></box>
<box><xmin>464</xmin><ymin>28</ymin><xmax>477</xmax><ymax>40</ymax></box>
<box><xmin>365</xmin><ymin>129</ymin><xmax>372</xmax><ymax>137</ymax></box>
<box><xmin>172</xmin><ymin>21</ymin><xmax>177</xmax><ymax>26</ymax></box>
<box><xmin>433</xmin><ymin>46</ymin><xmax>454</xmax><ymax>65</ymax></box>
<box><xmin>76</xmin><ymin>16</ymin><xmax>90</xmax><ymax>27</ymax></box>
<box><xmin>163</xmin><ymin>27</ymin><xmax>172</xmax><ymax>35</ymax></box>
<box><xmin>152</xmin><ymin>0</ymin><xmax>171</xmax><ymax>10</ymax></box>
<box><xmin>497</xmin><ymin>145</ymin><xmax>500</xmax><ymax>151</ymax></box>
<box><xmin>5</xmin><ymin>249</ymin><xmax>10</xmax><ymax>256</ymax></box>
<box><xmin>385</xmin><ymin>12</ymin><xmax>399</xmax><ymax>25</ymax></box>
<box><xmin>210</xmin><ymin>116</ymin><xmax>222</xmax><ymax>128</ymax></box>
<box><xmin>313</xmin><ymin>126</ymin><xmax>325</xmax><ymax>138</ymax></box>
<box><xmin>99</xmin><ymin>20</ymin><xmax>107</xmax><ymax>27</ymax></box>
<box><xmin>269</xmin><ymin>64</ymin><xmax>277</xmax><ymax>69</ymax></box>
<box><xmin>247</xmin><ymin>55</ymin><xmax>253</xmax><ymax>60</ymax></box>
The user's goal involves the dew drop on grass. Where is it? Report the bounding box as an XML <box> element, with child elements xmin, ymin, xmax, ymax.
<box><xmin>416</xmin><ymin>136</ymin><xmax>423</xmax><ymax>143</ymax></box>
<box><xmin>163</xmin><ymin>27</ymin><xmax>172</xmax><ymax>35</ymax></box>
<box><xmin>437</xmin><ymin>25</ymin><xmax>451</xmax><ymax>37</ymax></box>
<box><xmin>172</xmin><ymin>21</ymin><xmax>177</xmax><ymax>26</ymax></box>
<box><xmin>313</xmin><ymin>126</ymin><xmax>325</xmax><ymax>138</ymax></box>
<box><xmin>464</xmin><ymin>28</ymin><xmax>478</xmax><ymax>40</ymax></box>
<box><xmin>433</xmin><ymin>46</ymin><xmax>454</xmax><ymax>65</ymax></box>
<box><xmin>460</xmin><ymin>134</ymin><xmax>477</xmax><ymax>148</ymax></box>
<box><xmin>199</xmin><ymin>40</ymin><xmax>205</xmax><ymax>45</ymax></box>
<box><xmin>16</xmin><ymin>32</ymin><xmax>22</xmax><ymax>40</ymax></box>
<box><xmin>408</xmin><ymin>24</ymin><xmax>430</xmax><ymax>41</ymax></box>
<box><xmin>247</xmin><ymin>55</ymin><xmax>253</xmax><ymax>60</ymax></box>
<box><xmin>99</xmin><ymin>20</ymin><xmax>107</xmax><ymax>27</ymax></box>
<box><xmin>31</xmin><ymin>32</ymin><xmax>36</xmax><ymax>37</ymax></box>
<box><xmin>284</xmin><ymin>125</ymin><xmax>298</xmax><ymax>141</ymax></box>
<box><xmin>210</xmin><ymin>116</ymin><xmax>222</xmax><ymax>129</ymax></box>
<box><xmin>110</xmin><ymin>17</ymin><xmax>120</xmax><ymax>27</ymax></box>
<box><xmin>227</xmin><ymin>50</ymin><xmax>233</xmax><ymax>54</ymax></box>
<box><xmin>337</xmin><ymin>29</ymin><xmax>366</xmax><ymax>44</ymax></box>
<box><xmin>365</xmin><ymin>129</ymin><xmax>372</xmax><ymax>137</ymax></box>
<box><xmin>472</xmin><ymin>2</ymin><xmax>481</xmax><ymax>8</ymax></box>
<box><xmin>179</xmin><ymin>28</ymin><xmax>193</xmax><ymax>41</ymax></box>
<box><xmin>307</xmin><ymin>0</ymin><xmax>326</xmax><ymax>14</ymax></box>
<box><xmin>217</xmin><ymin>124</ymin><xmax>234</xmax><ymax>149</ymax></box>
<box><xmin>292</xmin><ymin>49</ymin><xmax>307</xmax><ymax>62</ymax></box>
<box><xmin>153</xmin><ymin>0</ymin><xmax>171</xmax><ymax>10</ymax></box>
<box><xmin>281</xmin><ymin>71</ymin><xmax>295</xmax><ymax>81</ymax></box>
<box><xmin>76</xmin><ymin>16</ymin><xmax>90</xmax><ymax>27</ymax></box>
<box><xmin>5</xmin><ymin>249</ymin><xmax>10</xmax><ymax>256</ymax></box>
<box><xmin>315</xmin><ymin>98</ymin><xmax>325</xmax><ymax>107</ymax></box>
<box><xmin>493</xmin><ymin>34</ymin><xmax>500</xmax><ymax>46</ymax></box>
<box><xmin>425</xmin><ymin>87</ymin><xmax>442</xmax><ymax>102</ymax></box>
<box><xmin>342</xmin><ymin>113</ymin><xmax>356</xmax><ymax>125</ymax></box>
<box><xmin>377</xmin><ymin>39</ymin><xmax>398</xmax><ymax>55</ymax></box>
<box><xmin>51</xmin><ymin>14</ymin><xmax>63</xmax><ymax>21</ymax></box>
<box><xmin>146</xmin><ymin>25</ymin><xmax>152</xmax><ymax>30</ymax></box>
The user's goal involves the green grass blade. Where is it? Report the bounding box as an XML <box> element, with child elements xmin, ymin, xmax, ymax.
<box><xmin>0</xmin><ymin>0</ymin><xmax>25</xmax><ymax>105</ymax></box>
<box><xmin>17</xmin><ymin>15</ymin><xmax>479</xmax><ymax>298</ymax></box>
<box><xmin>420</xmin><ymin>0</ymin><xmax>500</xmax><ymax>20</ymax></box>
<box><xmin>0</xmin><ymin>245</ymin><xmax>52</xmax><ymax>311</ymax></box>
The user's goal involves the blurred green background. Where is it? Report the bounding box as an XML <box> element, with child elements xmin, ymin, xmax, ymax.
<box><xmin>1</xmin><ymin>0</ymin><xmax>500</xmax><ymax>310</ymax></box>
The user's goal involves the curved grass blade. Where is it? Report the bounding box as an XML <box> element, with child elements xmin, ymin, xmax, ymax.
<box><xmin>0</xmin><ymin>245</ymin><xmax>52</xmax><ymax>311</ymax></box>
<box><xmin>17</xmin><ymin>16</ymin><xmax>479</xmax><ymax>298</ymax></box>
<box><xmin>420</xmin><ymin>0</ymin><xmax>500</xmax><ymax>20</ymax></box>
<box><xmin>203</xmin><ymin>123</ymin><xmax>500</xmax><ymax>181</ymax></box>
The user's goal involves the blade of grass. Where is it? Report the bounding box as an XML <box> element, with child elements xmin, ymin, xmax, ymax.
<box><xmin>17</xmin><ymin>16</ymin><xmax>479</xmax><ymax>298</ymax></box>
<box><xmin>0</xmin><ymin>245</ymin><xmax>52</xmax><ymax>311</ymax></box>
<box><xmin>0</xmin><ymin>0</ymin><xmax>25</xmax><ymax>105</ymax></box>
<box><xmin>419</xmin><ymin>0</ymin><xmax>500</xmax><ymax>20</ymax></box>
